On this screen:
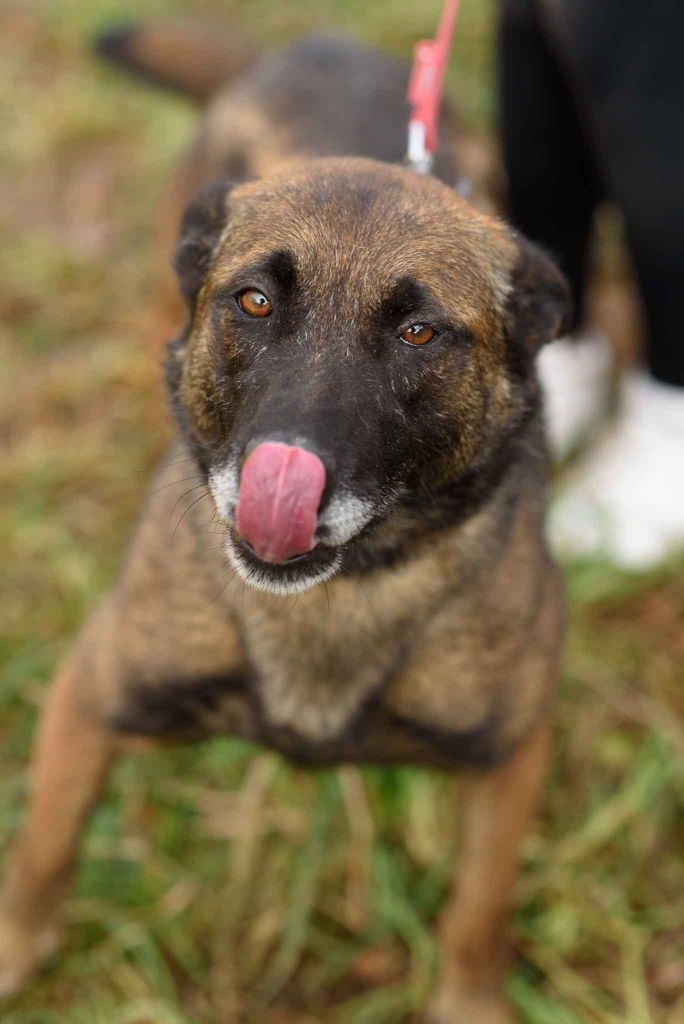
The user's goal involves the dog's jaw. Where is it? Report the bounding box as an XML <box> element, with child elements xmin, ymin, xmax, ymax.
<box><xmin>224</xmin><ymin>531</ymin><xmax>343</xmax><ymax>595</ymax></box>
<box><xmin>208</xmin><ymin>459</ymin><xmax>374</xmax><ymax>595</ymax></box>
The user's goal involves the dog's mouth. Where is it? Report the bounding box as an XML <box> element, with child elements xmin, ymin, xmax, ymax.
<box><xmin>226</xmin><ymin>528</ymin><xmax>343</xmax><ymax>595</ymax></box>
<box><xmin>208</xmin><ymin>444</ymin><xmax>377</xmax><ymax>596</ymax></box>
<box><xmin>236</xmin><ymin>532</ymin><xmax>339</xmax><ymax>568</ymax></box>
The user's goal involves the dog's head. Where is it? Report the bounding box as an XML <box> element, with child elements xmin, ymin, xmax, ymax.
<box><xmin>167</xmin><ymin>158</ymin><xmax>569</xmax><ymax>595</ymax></box>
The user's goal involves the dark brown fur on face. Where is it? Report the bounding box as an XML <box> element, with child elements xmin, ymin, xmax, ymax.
<box><xmin>0</xmin><ymin>24</ymin><xmax>570</xmax><ymax>1024</ymax></box>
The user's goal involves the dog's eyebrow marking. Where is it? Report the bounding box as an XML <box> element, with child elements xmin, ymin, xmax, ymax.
<box><xmin>265</xmin><ymin>249</ymin><xmax>297</xmax><ymax>291</ymax></box>
<box><xmin>212</xmin><ymin>249</ymin><xmax>298</xmax><ymax>301</ymax></box>
<box><xmin>376</xmin><ymin>276</ymin><xmax>428</xmax><ymax>324</ymax></box>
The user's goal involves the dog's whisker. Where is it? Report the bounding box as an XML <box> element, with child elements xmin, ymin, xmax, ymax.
<box><xmin>168</xmin><ymin>483</ymin><xmax>211</xmax><ymax>521</ymax></box>
<box><xmin>169</xmin><ymin>490</ymin><xmax>211</xmax><ymax>549</ymax></box>
<box><xmin>206</xmin><ymin>557</ymin><xmax>242</xmax><ymax>607</ymax></box>
<box><xmin>155</xmin><ymin>457</ymin><xmax>204</xmax><ymax>471</ymax></box>
<box><xmin>176</xmin><ymin>434</ymin><xmax>217</xmax><ymax>449</ymax></box>
<box><xmin>148</xmin><ymin>474</ymin><xmax>206</xmax><ymax>498</ymax></box>
<box><xmin>198</xmin><ymin>544</ymin><xmax>230</xmax><ymax>556</ymax></box>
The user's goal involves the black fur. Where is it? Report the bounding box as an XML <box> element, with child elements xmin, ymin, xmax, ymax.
<box><xmin>505</xmin><ymin>234</ymin><xmax>572</xmax><ymax>372</ymax></box>
<box><xmin>174</xmin><ymin>181</ymin><xmax>235</xmax><ymax>306</ymax></box>
<box><xmin>111</xmin><ymin>673</ymin><xmax>248</xmax><ymax>738</ymax></box>
<box><xmin>111</xmin><ymin>670</ymin><xmax>506</xmax><ymax>769</ymax></box>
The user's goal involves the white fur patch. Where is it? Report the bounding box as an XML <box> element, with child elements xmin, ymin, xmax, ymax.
<box><xmin>317</xmin><ymin>493</ymin><xmax>374</xmax><ymax>545</ymax></box>
<box><xmin>208</xmin><ymin>460</ymin><xmax>240</xmax><ymax>519</ymax></box>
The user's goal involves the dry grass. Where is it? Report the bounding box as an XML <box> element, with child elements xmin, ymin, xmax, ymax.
<box><xmin>1</xmin><ymin>2</ymin><xmax>683</xmax><ymax>1022</ymax></box>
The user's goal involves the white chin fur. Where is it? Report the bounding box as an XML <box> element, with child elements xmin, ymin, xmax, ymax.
<box><xmin>224</xmin><ymin>532</ymin><xmax>343</xmax><ymax>596</ymax></box>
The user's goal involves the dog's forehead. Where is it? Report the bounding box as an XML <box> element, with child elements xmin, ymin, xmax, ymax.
<box><xmin>214</xmin><ymin>159</ymin><xmax>515</xmax><ymax>319</ymax></box>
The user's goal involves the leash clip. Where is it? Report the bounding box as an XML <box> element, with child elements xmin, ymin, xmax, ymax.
<box><xmin>406</xmin><ymin>39</ymin><xmax>438</xmax><ymax>174</ymax></box>
<box><xmin>407</xmin><ymin>119</ymin><xmax>434</xmax><ymax>176</ymax></box>
<box><xmin>405</xmin><ymin>0</ymin><xmax>462</xmax><ymax>175</ymax></box>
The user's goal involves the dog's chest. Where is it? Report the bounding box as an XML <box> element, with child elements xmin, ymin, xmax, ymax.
<box><xmin>112</xmin><ymin>540</ymin><xmax>513</xmax><ymax>769</ymax></box>
<box><xmin>241</xmin><ymin>595</ymin><xmax>409</xmax><ymax>745</ymax></box>
<box><xmin>112</xmin><ymin>587</ymin><xmax>508</xmax><ymax>770</ymax></box>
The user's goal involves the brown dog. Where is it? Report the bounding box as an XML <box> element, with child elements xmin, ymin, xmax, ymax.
<box><xmin>0</xmin><ymin>23</ymin><xmax>570</xmax><ymax>1024</ymax></box>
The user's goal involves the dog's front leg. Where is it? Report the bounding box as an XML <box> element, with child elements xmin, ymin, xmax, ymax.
<box><xmin>427</xmin><ymin>722</ymin><xmax>550</xmax><ymax>1024</ymax></box>
<box><xmin>0</xmin><ymin>640</ymin><xmax>121</xmax><ymax>996</ymax></box>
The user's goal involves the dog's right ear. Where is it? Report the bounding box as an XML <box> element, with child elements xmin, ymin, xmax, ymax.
<box><xmin>174</xmin><ymin>180</ymin><xmax>235</xmax><ymax>306</ymax></box>
<box><xmin>505</xmin><ymin>234</ymin><xmax>572</xmax><ymax>355</ymax></box>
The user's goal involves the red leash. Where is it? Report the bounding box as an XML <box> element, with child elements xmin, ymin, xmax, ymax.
<box><xmin>406</xmin><ymin>0</ymin><xmax>462</xmax><ymax>174</ymax></box>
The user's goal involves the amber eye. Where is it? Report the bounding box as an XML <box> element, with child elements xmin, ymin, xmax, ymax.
<box><xmin>236</xmin><ymin>288</ymin><xmax>273</xmax><ymax>318</ymax></box>
<box><xmin>400</xmin><ymin>323</ymin><xmax>436</xmax><ymax>346</ymax></box>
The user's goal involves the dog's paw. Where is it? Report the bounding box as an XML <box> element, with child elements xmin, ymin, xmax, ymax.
<box><xmin>0</xmin><ymin>914</ymin><xmax>62</xmax><ymax>998</ymax></box>
<box><xmin>425</xmin><ymin>986</ymin><xmax>518</xmax><ymax>1024</ymax></box>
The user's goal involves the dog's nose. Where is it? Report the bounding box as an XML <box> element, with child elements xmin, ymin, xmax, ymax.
<box><xmin>236</xmin><ymin>441</ymin><xmax>327</xmax><ymax>563</ymax></box>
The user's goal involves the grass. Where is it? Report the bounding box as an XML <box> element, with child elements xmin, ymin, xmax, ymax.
<box><xmin>1</xmin><ymin>1</ymin><xmax>683</xmax><ymax>1021</ymax></box>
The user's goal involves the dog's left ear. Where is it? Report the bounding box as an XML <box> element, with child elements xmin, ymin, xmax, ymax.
<box><xmin>505</xmin><ymin>235</ymin><xmax>572</xmax><ymax>354</ymax></box>
<box><xmin>174</xmin><ymin>180</ymin><xmax>236</xmax><ymax>306</ymax></box>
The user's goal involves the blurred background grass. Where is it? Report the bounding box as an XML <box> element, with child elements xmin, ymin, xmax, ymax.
<box><xmin>1</xmin><ymin>2</ymin><xmax>683</xmax><ymax>1022</ymax></box>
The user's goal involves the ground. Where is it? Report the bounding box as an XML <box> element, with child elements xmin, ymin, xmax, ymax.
<box><xmin>1</xmin><ymin>2</ymin><xmax>683</xmax><ymax>1022</ymax></box>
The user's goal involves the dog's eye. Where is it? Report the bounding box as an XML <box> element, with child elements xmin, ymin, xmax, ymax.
<box><xmin>400</xmin><ymin>323</ymin><xmax>436</xmax><ymax>346</ymax></box>
<box><xmin>236</xmin><ymin>288</ymin><xmax>273</xmax><ymax>318</ymax></box>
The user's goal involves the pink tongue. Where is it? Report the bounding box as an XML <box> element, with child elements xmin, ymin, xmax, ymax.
<box><xmin>236</xmin><ymin>442</ymin><xmax>326</xmax><ymax>563</ymax></box>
